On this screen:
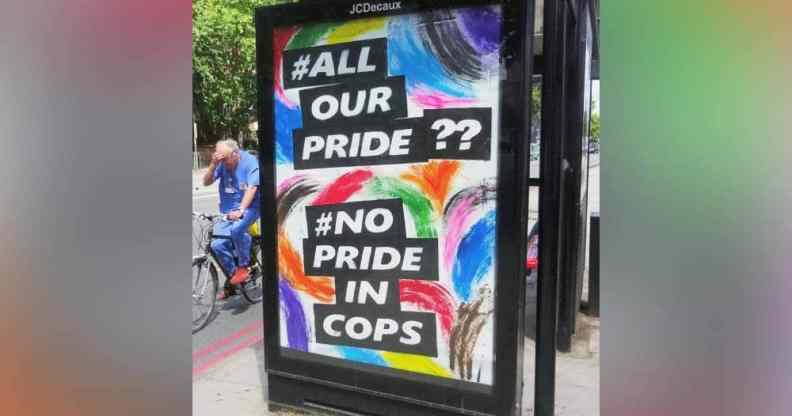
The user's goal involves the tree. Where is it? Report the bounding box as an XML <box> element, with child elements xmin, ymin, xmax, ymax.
<box><xmin>589</xmin><ymin>111</ymin><xmax>600</xmax><ymax>143</ymax></box>
<box><xmin>192</xmin><ymin>0</ymin><xmax>282</xmax><ymax>146</ymax></box>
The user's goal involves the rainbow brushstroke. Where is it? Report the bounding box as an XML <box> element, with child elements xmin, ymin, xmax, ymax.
<box><xmin>274</xmin><ymin>5</ymin><xmax>501</xmax><ymax>384</ymax></box>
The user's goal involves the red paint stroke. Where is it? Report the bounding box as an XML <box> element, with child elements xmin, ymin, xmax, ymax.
<box><xmin>312</xmin><ymin>169</ymin><xmax>374</xmax><ymax>205</ymax></box>
<box><xmin>192</xmin><ymin>320</ymin><xmax>261</xmax><ymax>361</ymax></box>
<box><xmin>192</xmin><ymin>332</ymin><xmax>264</xmax><ymax>377</ymax></box>
<box><xmin>273</xmin><ymin>27</ymin><xmax>299</xmax><ymax>105</ymax></box>
<box><xmin>400</xmin><ymin>280</ymin><xmax>457</xmax><ymax>339</ymax></box>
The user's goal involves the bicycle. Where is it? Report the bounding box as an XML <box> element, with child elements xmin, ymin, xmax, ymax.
<box><xmin>192</xmin><ymin>211</ymin><xmax>264</xmax><ymax>333</ymax></box>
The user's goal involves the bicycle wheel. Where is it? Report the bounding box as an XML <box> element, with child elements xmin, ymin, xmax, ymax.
<box><xmin>193</xmin><ymin>256</ymin><xmax>218</xmax><ymax>333</ymax></box>
<box><xmin>241</xmin><ymin>243</ymin><xmax>264</xmax><ymax>304</ymax></box>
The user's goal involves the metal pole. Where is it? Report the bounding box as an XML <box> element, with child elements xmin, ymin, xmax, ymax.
<box><xmin>193</xmin><ymin>121</ymin><xmax>198</xmax><ymax>169</ymax></box>
<box><xmin>535</xmin><ymin>0</ymin><xmax>565</xmax><ymax>414</ymax></box>
<box><xmin>587</xmin><ymin>211</ymin><xmax>599</xmax><ymax>317</ymax></box>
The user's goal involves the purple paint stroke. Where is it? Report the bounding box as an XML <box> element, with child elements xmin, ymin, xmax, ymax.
<box><xmin>456</xmin><ymin>7</ymin><xmax>502</xmax><ymax>70</ymax></box>
<box><xmin>279</xmin><ymin>278</ymin><xmax>309</xmax><ymax>351</ymax></box>
<box><xmin>456</xmin><ymin>7</ymin><xmax>502</xmax><ymax>55</ymax></box>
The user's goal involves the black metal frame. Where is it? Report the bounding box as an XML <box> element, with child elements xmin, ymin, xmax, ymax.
<box><xmin>533</xmin><ymin>0</ymin><xmax>567</xmax><ymax>413</ymax></box>
<box><xmin>256</xmin><ymin>0</ymin><xmax>535</xmax><ymax>414</ymax></box>
<box><xmin>545</xmin><ymin>0</ymin><xmax>596</xmax><ymax>354</ymax></box>
<box><xmin>556</xmin><ymin>0</ymin><xmax>583</xmax><ymax>353</ymax></box>
<box><xmin>532</xmin><ymin>1</ymin><xmax>600</xmax><ymax>413</ymax></box>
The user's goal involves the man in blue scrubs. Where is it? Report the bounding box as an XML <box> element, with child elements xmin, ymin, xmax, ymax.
<box><xmin>202</xmin><ymin>139</ymin><xmax>260</xmax><ymax>299</ymax></box>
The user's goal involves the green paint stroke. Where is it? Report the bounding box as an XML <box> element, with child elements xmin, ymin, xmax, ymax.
<box><xmin>368</xmin><ymin>177</ymin><xmax>437</xmax><ymax>238</ymax></box>
<box><xmin>286</xmin><ymin>23</ymin><xmax>336</xmax><ymax>49</ymax></box>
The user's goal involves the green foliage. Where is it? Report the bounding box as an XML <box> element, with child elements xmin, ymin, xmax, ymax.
<box><xmin>192</xmin><ymin>0</ymin><xmax>283</xmax><ymax>145</ymax></box>
<box><xmin>530</xmin><ymin>82</ymin><xmax>542</xmax><ymax>143</ymax></box>
<box><xmin>589</xmin><ymin>111</ymin><xmax>600</xmax><ymax>143</ymax></box>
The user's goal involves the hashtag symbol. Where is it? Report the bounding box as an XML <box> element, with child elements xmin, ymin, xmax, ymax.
<box><xmin>291</xmin><ymin>54</ymin><xmax>311</xmax><ymax>81</ymax></box>
<box><xmin>314</xmin><ymin>212</ymin><xmax>332</xmax><ymax>237</ymax></box>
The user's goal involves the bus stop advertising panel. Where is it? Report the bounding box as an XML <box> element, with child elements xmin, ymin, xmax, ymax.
<box><xmin>257</xmin><ymin>1</ymin><xmax>532</xmax><ymax>414</ymax></box>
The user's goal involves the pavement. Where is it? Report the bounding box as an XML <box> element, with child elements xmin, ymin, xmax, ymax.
<box><xmin>193</xmin><ymin>326</ymin><xmax>599</xmax><ymax>416</ymax></box>
<box><xmin>192</xmin><ymin>160</ymin><xmax>600</xmax><ymax>415</ymax></box>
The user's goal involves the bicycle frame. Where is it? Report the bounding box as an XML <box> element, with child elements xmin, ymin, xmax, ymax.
<box><xmin>201</xmin><ymin>231</ymin><xmax>262</xmax><ymax>283</ymax></box>
<box><xmin>202</xmin><ymin>234</ymin><xmax>234</xmax><ymax>282</ymax></box>
<box><xmin>193</xmin><ymin>212</ymin><xmax>262</xmax><ymax>287</ymax></box>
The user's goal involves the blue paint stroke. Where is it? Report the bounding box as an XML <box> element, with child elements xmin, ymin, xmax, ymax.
<box><xmin>275</xmin><ymin>97</ymin><xmax>301</xmax><ymax>164</ymax></box>
<box><xmin>452</xmin><ymin>210</ymin><xmax>497</xmax><ymax>302</ymax></box>
<box><xmin>387</xmin><ymin>15</ymin><xmax>472</xmax><ymax>98</ymax></box>
<box><xmin>337</xmin><ymin>346</ymin><xmax>387</xmax><ymax>367</ymax></box>
<box><xmin>279</xmin><ymin>278</ymin><xmax>308</xmax><ymax>351</ymax></box>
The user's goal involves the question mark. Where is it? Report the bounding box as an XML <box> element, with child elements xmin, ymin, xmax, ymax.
<box><xmin>457</xmin><ymin>119</ymin><xmax>482</xmax><ymax>150</ymax></box>
<box><xmin>431</xmin><ymin>118</ymin><xmax>456</xmax><ymax>150</ymax></box>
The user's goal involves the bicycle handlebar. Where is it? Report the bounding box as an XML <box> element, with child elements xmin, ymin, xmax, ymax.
<box><xmin>192</xmin><ymin>212</ymin><xmax>227</xmax><ymax>222</ymax></box>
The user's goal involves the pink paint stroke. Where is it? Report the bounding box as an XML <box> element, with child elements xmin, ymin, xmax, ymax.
<box><xmin>443</xmin><ymin>194</ymin><xmax>478</xmax><ymax>270</ymax></box>
<box><xmin>277</xmin><ymin>174</ymin><xmax>308</xmax><ymax>197</ymax></box>
<box><xmin>411</xmin><ymin>87</ymin><xmax>477</xmax><ymax>109</ymax></box>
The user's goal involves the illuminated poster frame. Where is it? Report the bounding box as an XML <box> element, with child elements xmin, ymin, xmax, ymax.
<box><xmin>256</xmin><ymin>1</ymin><xmax>534</xmax><ymax>414</ymax></box>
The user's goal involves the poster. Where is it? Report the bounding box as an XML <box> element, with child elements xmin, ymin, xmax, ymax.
<box><xmin>273</xmin><ymin>5</ymin><xmax>501</xmax><ymax>385</ymax></box>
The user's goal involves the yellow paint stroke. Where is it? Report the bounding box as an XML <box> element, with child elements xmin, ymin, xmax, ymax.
<box><xmin>381</xmin><ymin>352</ymin><xmax>453</xmax><ymax>378</ymax></box>
<box><xmin>326</xmin><ymin>17</ymin><xmax>387</xmax><ymax>44</ymax></box>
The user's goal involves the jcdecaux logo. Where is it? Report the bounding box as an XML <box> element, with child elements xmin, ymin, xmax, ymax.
<box><xmin>349</xmin><ymin>1</ymin><xmax>402</xmax><ymax>15</ymax></box>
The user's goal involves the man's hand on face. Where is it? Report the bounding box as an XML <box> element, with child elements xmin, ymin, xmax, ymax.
<box><xmin>227</xmin><ymin>209</ymin><xmax>243</xmax><ymax>221</ymax></box>
<box><xmin>211</xmin><ymin>152</ymin><xmax>226</xmax><ymax>165</ymax></box>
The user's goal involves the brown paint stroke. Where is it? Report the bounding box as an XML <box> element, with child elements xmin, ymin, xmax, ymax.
<box><xmin>449</xmin><ymin>285</ymin><xmax>494</xmax><ymax>380</ymax></box>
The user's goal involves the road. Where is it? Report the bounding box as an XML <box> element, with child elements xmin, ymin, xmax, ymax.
<box><xmin>193</xmin><ymin>170</ymin><xmax>264</xmax><ymax>376</ymax></box>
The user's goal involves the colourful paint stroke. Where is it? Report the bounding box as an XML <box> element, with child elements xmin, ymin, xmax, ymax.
<box><xmin>273</xmin><ymin>27</ymin><xmax>299</xmax><ymax>106</ymax></box>
<box><xmin>455</xmin><ymin>7</ymin><xmax>502</xmax><ymax>67</ymax></box>
<box><xmin>416</xmin><ymin>10</ymin><xmax>486</xmax><ymax>82</ymax></box>
<box><xmin>410</xmin><ymin>87</ymin><xmax>478</xmax><ymax>109</ymax></box>
<box><xmin>286</xmin><ymin>23</ymin><xmax>335</xmax><ymax>50</ymax></box>
<box><xmin>313</xmin><ymin>169</ymin><xmax>374</xmax><ymax>206</ymax></box>
<box><xmin>387</xmin><ymin>15</ymin><xmax>472</xmax><ymax>98</ymax></box>
<box><xmin>368</xmin><ymin>177</ymin><xmax>437</xmax><ymax>238</ymax></box>
<box><xmin>278</xmin><ymin>231</ymin><xmax>335</xmax><ymax>303</ymax></box>
<box><xmin>399</xmin><ymin>280</ymin><xmax>456</xmax><ymax>339</ymax></box>
<box><xmin>275</xmin><ymin>98</ymin><xmax>302</xmax><ymax>164</ymax></box>
<box><xmin>325</xmin><ymin>17</ymin><xmax>387</xmax><ymax>44</ymax></box>
<box><xmin>449</xmin><ymin>285</ymin><xmax>494</xmax><ymax>380</ymax></box>
<box><xmin>277</xmin><ymin>176</ymin><xmax>318</xmax><ymax>225</ymax></box>
<box><xmin>401</xmin><ymin>160</ymin><xmax>460</xmax><ymax>213</ymax></box>
<box><xmin>338</xmin><ymin>346</ymin><xmax>387</xmax><ymax>367</ymax></box>
<box><xmin>381</xmin><ymin>352</ymin><xmax>452</xmax><ymax>378</ymax></box>
<box><xmin>443</xmin><ymin>183</ymin><xmax>496</xmax><ymax>270</ymax></box>
<box><xmin>452</xmin><ymin>210</ymin><xmax>497</xmax><ymax>302</ymax></box>
<box><xmin>277</xmin><ymin>174</ymin><xmax>308</xmax><ymax>198</ymax></box>
<box><xmin>279</xmin><ymin>278</ymin><xmax>309</xmax><ymax>351</ymax></box>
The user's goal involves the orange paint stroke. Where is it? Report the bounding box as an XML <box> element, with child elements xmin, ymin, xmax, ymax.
<box><xmin>401</xmin><ymin>160</ymin><xmax>461</xmax><ymax>212</ymax></box>
<box><xmin>278</xmin><ymin>231</ymin><xmax>335</xmax><ymax>302</ymax></box>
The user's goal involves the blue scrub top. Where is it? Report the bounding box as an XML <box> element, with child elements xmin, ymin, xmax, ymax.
<box><xmin>214</xmin><ymin>150</ymin><xmax>260</xmax><ymax>214</ymax></box>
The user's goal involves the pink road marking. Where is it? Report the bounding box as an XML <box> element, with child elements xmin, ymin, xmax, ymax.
<box><xmin>193</xmin><ymin>320</ymin><xmax>262</xmax><ymax>361</ymax></box>
<box><xmin>192</xmin><ymin>332</ymin><xmax>265</xmax><ymax>377</ymax></box>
